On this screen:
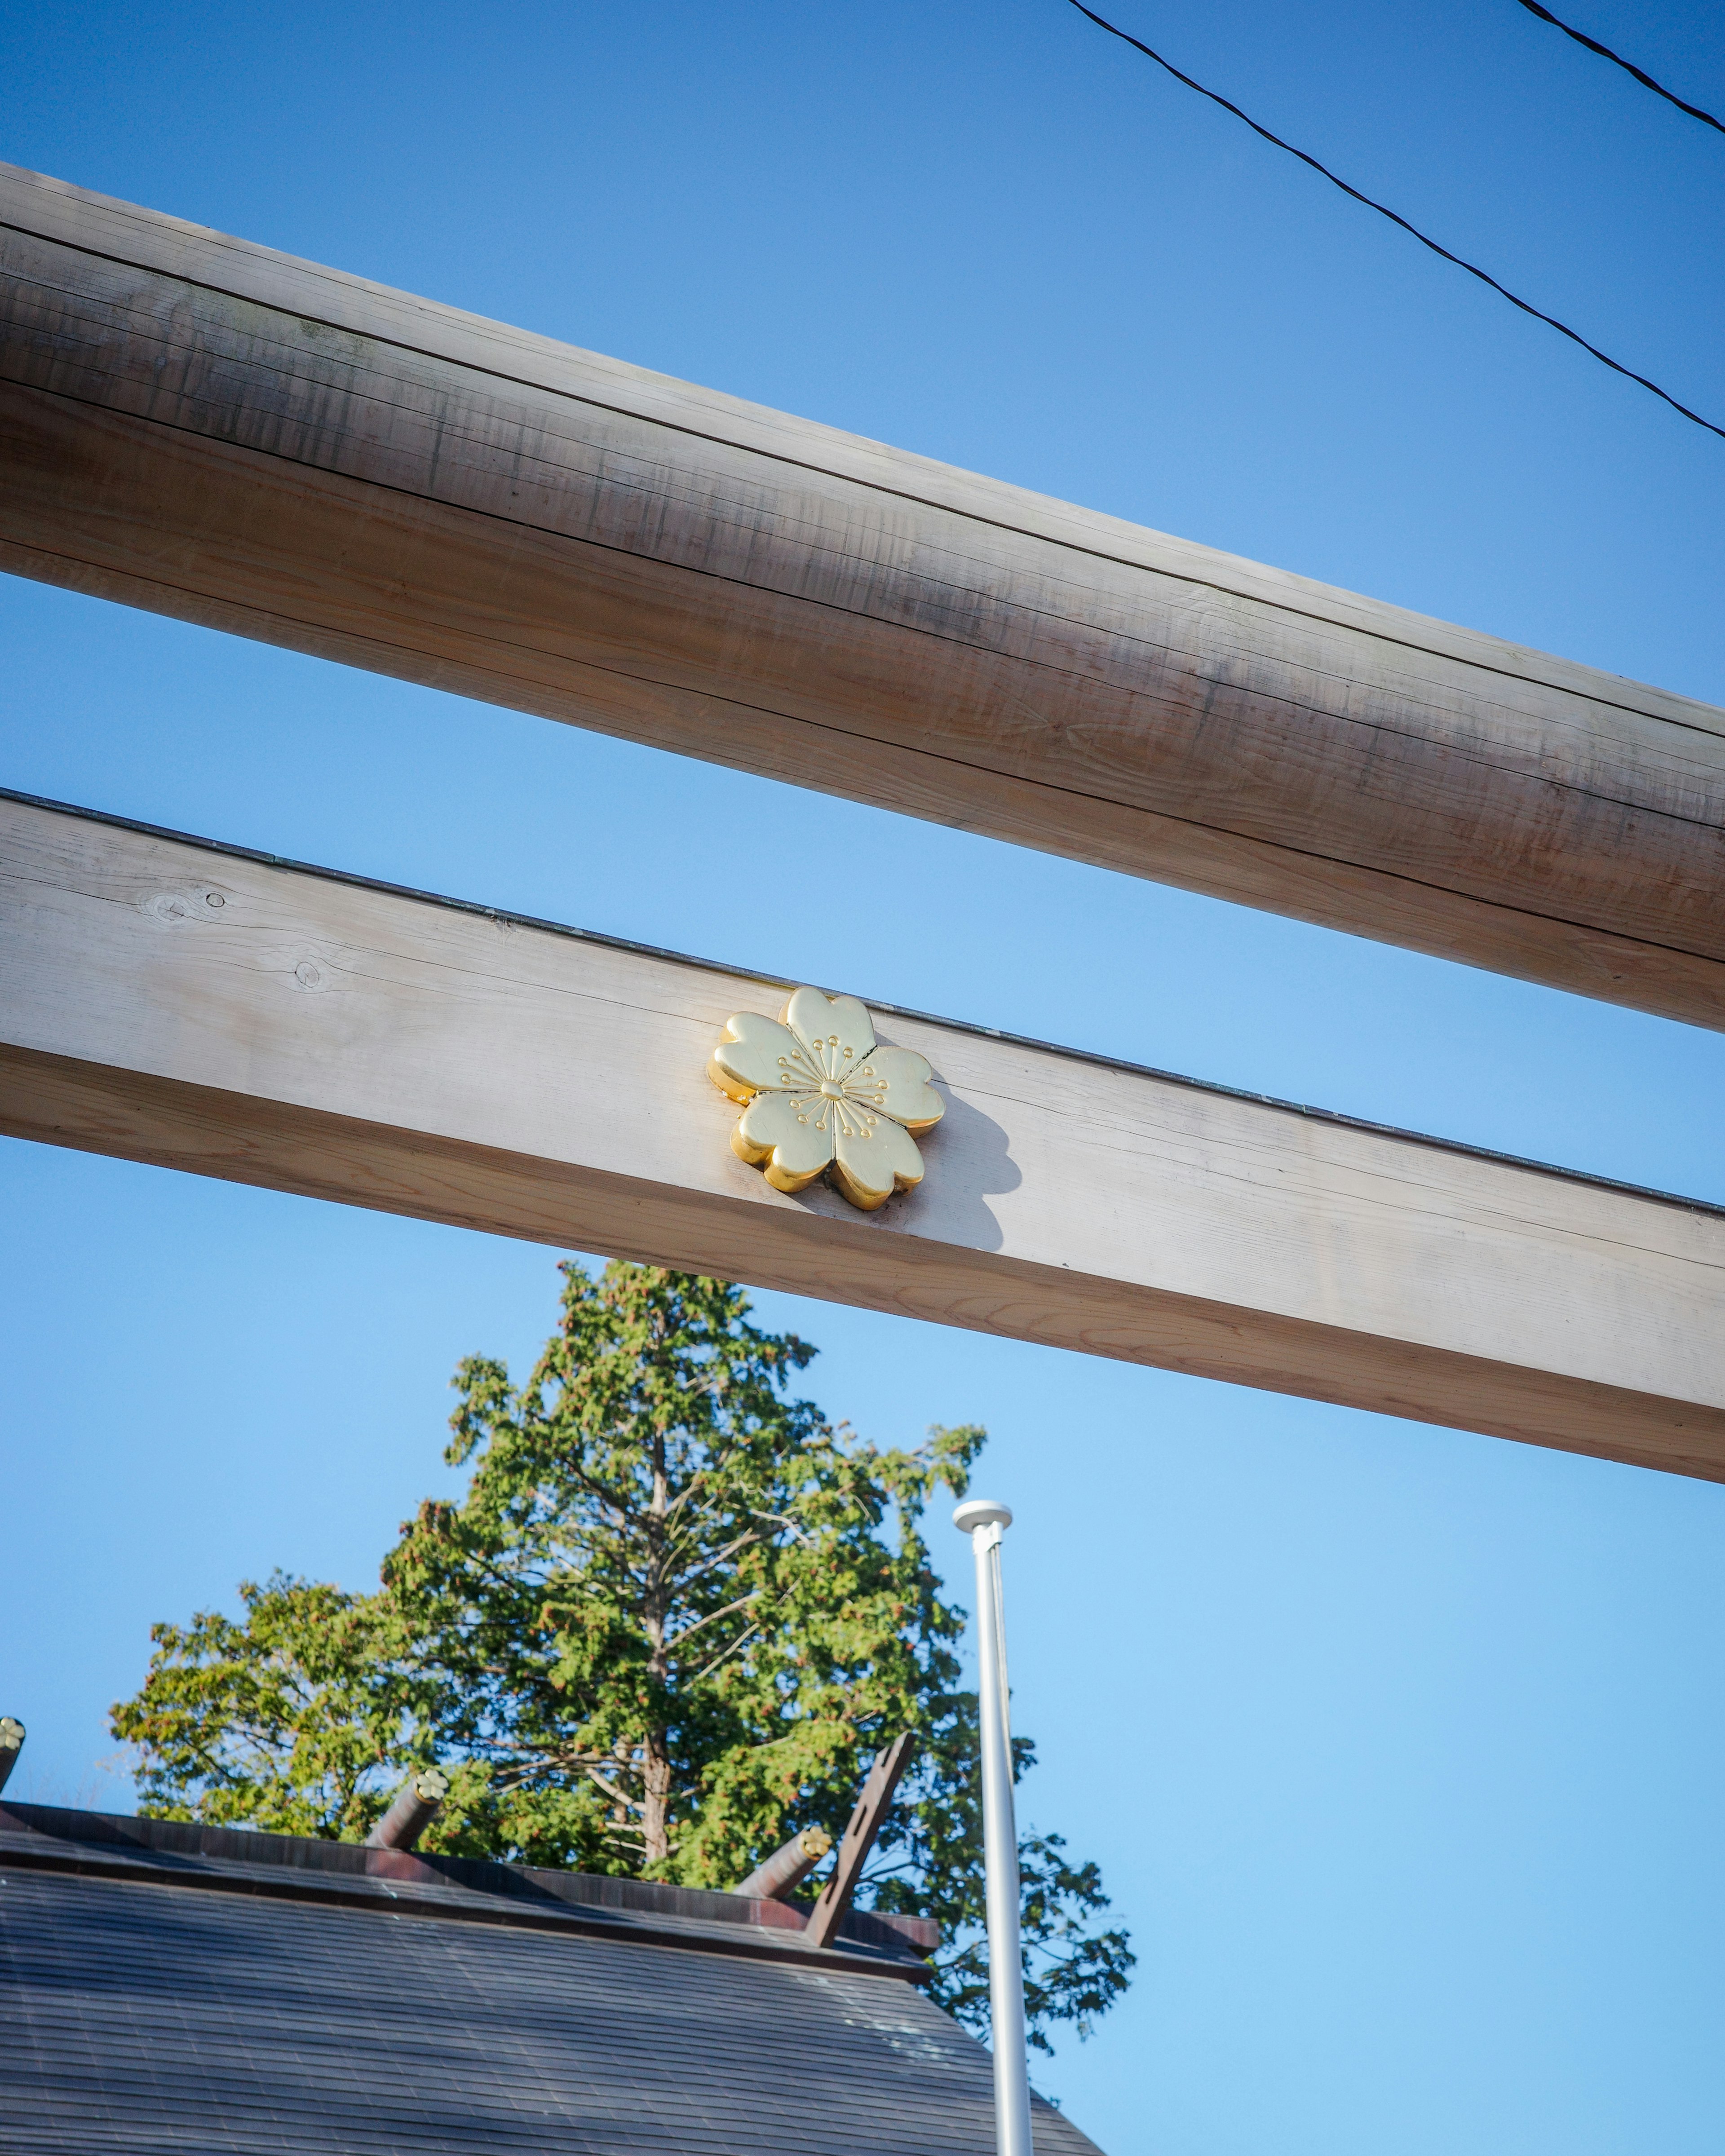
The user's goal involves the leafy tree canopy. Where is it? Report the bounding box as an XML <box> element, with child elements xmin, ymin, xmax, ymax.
<box><xmin>114</xmin><ymin>1261</ymin><xmax>1132</xmax><ymax>2049</ymax></box>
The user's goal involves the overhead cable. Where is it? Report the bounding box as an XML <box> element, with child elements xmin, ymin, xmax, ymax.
<box><xmin>1511</xmin><ymin>0</ymin><xmax>1725</xmax><ymax>139</ymax></box>
<box><xmin>1066</xmin><ymin>0</ymin><xmax>1725</xmax><ymax>444</ymax></box>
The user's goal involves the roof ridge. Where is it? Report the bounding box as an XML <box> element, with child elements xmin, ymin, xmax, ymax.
<box><xmin>0</xmin><ymin>1802</ymin><xmax>935</xmax><ymax>1978</ymax></box>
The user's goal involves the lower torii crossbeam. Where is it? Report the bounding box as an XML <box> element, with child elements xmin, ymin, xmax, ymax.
<box><xmin>3</xmin><ymin>791</ymin><xmax>1722</xmax><ymax>1479</ymax></box>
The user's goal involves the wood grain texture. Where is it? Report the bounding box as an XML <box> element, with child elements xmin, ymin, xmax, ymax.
<box><xmin>1</xmin><ymin>162</ymin><xmax>1721</xmax><ymax>1027</ymax></box>
<box><xmin>4</xmin><ymin>795</ymin><xmax>1723</xmax><ymax>1478</ymax></box>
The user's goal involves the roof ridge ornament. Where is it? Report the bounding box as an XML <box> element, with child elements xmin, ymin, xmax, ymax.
<box><xmin>708</xmin><ymin>987</ymin><xmax>944</xmax><ymax>1211</ymax></box>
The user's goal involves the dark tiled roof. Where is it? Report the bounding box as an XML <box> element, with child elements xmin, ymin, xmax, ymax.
<box><xmin>0</xmin><ymin>1804</ymin><xmax>1105</xmax><ymax>2156</ymax></box>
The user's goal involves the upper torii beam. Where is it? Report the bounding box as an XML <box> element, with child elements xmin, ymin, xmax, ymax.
<box><xmin>1</xmin><ymin>160</ymin><xmax>1721</xmax><ymax>1029</ymax></box>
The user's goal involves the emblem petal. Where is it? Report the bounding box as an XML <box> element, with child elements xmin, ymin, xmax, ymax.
<box><xmin>845</xmin><ymin>1044</ymin><xmax>944</xmax><ymax>1134</ymax></box>
<box><xmin>732</xmin><ymin>1088</ymin><xmax>835</xmax><ymax>1193</ymax></box>
<box><xmin>831</xmin><ymin>1116</ymin><xmax>925</xmax><ymax>1211</ymax></box>
<box><xmin>708</xmin><ymin>1010</ymin><xmax>808</xmax><ymax>1103</ymax></box>
<box><xmin>783</xmin><ymin>988</ymin><xmax>876</xmax><ymax>1081</ymax></box>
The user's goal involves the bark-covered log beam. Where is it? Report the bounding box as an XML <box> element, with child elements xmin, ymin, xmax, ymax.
<box><xmin>4</xmin><ymin>792</ymin><xmax>1722</xmax><ymax>1480</ymax></box>
<box><xmin>1</xmin><ymin>163</ymin><xmax>1721</xmax><ymax>1028</ymax></box>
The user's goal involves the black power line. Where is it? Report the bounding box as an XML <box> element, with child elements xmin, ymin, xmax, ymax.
<box><xmin>1512</xmin><ymin>0</ymin><xmax>1725</xmax><ymax>138</ymax></box>
<box><xmin>1066</xmin><ymin>0</ymin><xmax>1725</xmax><ymax>444</ymax></box>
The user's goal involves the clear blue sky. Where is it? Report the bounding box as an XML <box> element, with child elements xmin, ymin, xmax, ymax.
<box><xmin>4</xmin><ymin>3</ymin><xmax>1724</xmax><ymax>2150</ymax></box>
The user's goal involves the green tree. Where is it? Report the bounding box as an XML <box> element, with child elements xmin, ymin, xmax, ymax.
<box><xmin>113</xmin><ymin>1576</ymin><xmax>409</xmax><ymax>1840</ymax></box>
<box><xmin>114</xmin><ymin>1261</ymin><xmax>1132</xmax><ymax>2050</ymax></box>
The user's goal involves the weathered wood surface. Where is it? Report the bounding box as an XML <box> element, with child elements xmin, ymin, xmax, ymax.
<box><xmin>4</xmin><ymin>794</ymin><xmax>1722</xmax><ymax>1478</ymax></box>
<box><xmin>1</xmin><ymin>163</ymin><xmax>1721</xmax><ymax>1028</ymax></box>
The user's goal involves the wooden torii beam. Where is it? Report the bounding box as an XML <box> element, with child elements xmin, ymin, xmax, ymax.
<box><xmin>4</xmin><ymin>792</ymin><xmax>1722</xmax><ymax>1481</ymax></box>
<box><xmin>2</xmin><ymin>163</ymin><xmax>1722</xmax><ymax>1029</ymax></box>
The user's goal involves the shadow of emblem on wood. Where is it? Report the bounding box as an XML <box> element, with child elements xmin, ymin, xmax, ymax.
<box><xmin>708</xmin><ymin>987</ymin><xmax>944</xmax><ymax>1211</ymax></box>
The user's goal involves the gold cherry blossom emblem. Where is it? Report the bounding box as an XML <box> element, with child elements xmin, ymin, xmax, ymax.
<box><xmin>708</xmin><ymin>987</ymin><xmax>944</xmax><ymax>1212</ymax></box>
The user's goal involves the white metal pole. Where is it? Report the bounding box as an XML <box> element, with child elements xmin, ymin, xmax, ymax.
<box><xmin>954</xmin><ymin>1497</ymin><xmax>1033</xmax><ymax>2156</ymax></box>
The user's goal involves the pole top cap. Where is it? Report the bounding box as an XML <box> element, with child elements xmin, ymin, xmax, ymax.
<box><xmin>953</xmin><ymin>1497</ymin><xmax>1013</xmax><ymax>1535</ymax></box>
